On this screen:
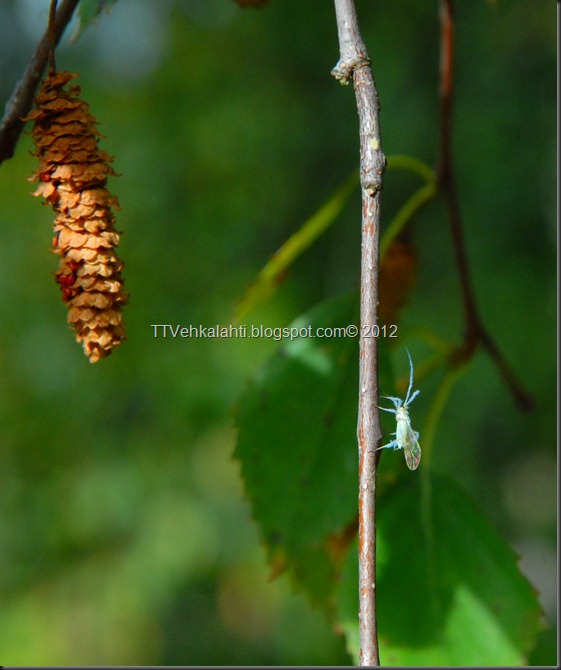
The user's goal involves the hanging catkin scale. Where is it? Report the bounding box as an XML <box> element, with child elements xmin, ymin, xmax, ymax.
<box><xmin>25</xmin><ymin>70</ymin><xmax>127</xmax><ymax>363</ymax></box>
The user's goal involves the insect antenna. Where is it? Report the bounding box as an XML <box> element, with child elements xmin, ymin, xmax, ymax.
<box><xmin>404</xmin><ymin>349</ymin><xmax>420</xmax><ymax>406</ymax></box>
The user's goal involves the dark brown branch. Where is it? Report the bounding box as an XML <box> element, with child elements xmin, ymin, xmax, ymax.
<box><xmin>437</xmin><ymin>0</ymin><xmax>534</xmax><ymax>411</ymax></box>
<box><xmin>0</xmin><ymin>0</ymin><xmax>80</xmax><ymax>165</ymax></box>
<box><xmin>48</xmin><ymin>0</ymin><xmax>59</xmax><ymax>71</ymax></box>
<box><xmin>332</xmin><ymin>0</ymin><xmax>385</xmax><ymax>665</ymax></box>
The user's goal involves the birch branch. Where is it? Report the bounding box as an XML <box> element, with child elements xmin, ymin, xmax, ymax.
<box><xmin>0</xmin><ymin>0</ymin><xmax>80</xmax><ymax>165</ymax></box>
<box><xmin>332</xmin><ymin>0</ymin><xmax>386</xmax><ymax>665</ymax></box>
<box><xmin>437</xmin><ymin>0</ymin><xmax>533</xmax><ymax>411</ymax></box>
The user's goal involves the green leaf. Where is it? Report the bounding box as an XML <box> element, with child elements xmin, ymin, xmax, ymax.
<box><xmin>75</xmin><ymin>0</ymin><xmax>118</xmax><ymax>38</ymax></box>
<box><xmin>233</xmin><ymin>154</ymin><xmax>435</xmax><ymax>322</ymax></box>
<box><xmin>233</xmin><ymin>172</ymin><xmax>359</xmax><ymax>321</ymax></box>
<box><xmin>235</xmin><ymin>294</ymin><xmax>542</xmax><ymax>664</ymax></box>
<box><xmin>338</xmin><ymin>473</ymin><xmax>545</xmax><ymax>665</ymax></box>
<box><xmin>234</xmin><ymin>292</ymin><xmax>361</xmax><ymax>605</ymax></box>
<box><xmin>381</xmin><ymin>155</ymin><xmax>437</xmax><ymax>261</ymax></box>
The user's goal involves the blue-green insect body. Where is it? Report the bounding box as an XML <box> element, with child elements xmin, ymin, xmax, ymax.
<box><xmin>378</xmin><ymin>350</ymin><xmax>421</xmax><ymax>470</ymax></box>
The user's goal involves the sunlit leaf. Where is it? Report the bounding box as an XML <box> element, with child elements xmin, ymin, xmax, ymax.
<box><xmin>235</xmin><ymin>292</ymin><xmax>400</xmax><ymax>608</ymax></box>
<box><xmin>235</xmin><ymin>293</ymin><xmax>359</xmax><ymax>601</ymax></box>
<box><xmin>337</xmin><ymin>474</ymin><xmax>544</xmax><ymax>665</ymax></box>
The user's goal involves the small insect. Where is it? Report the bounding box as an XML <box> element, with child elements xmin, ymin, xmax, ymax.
<box><xmin>377</xmin><ymin>349</ymin><xmax>421</xmax><ymax>470</ymax></box>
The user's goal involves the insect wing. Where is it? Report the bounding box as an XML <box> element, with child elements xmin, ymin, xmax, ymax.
<box><xmin>403</xmin><ymin>423</ymin><xmax>421</xmax><ymax>470</ymax></box>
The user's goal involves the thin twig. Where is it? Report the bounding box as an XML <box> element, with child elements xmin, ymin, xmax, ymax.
<box><xmin>48</xmin><ymin>0</ymin><xmax>59</xmax><ymax>71</ymax></box>
<box><xmin>0</xmin><ymin>0</ymin><xmax>80</xmax><ymax>165</ymax></box>
<box><xmin>437</xmin><ymin>0</ymin><xmax>534</xmax><ymax>411</ymax></box>
<box><xmin>332</xmin><ymin>0</ymin><xmax>385</xmax><ymax>665</ymax></box>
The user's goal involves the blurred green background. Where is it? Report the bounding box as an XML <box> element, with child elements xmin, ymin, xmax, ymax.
<box><xmin>0</xmin><ymin>0</ymin><xmax>556</xmax><ymax>665</ymax></box>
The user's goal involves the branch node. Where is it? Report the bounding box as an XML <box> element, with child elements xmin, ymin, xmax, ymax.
<box><xmin>331</xmin><ymin>54</ymin><xmax>371</xmax><ymax>85</ymax></box>
<box><xmin>361</xmin><ymin>167</ymin><xmax>384</xmax><ymax>197</ymax></box>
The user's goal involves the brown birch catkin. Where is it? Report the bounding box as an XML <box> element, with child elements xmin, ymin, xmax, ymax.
<box><xmin>25</xmin><ymin>70</ymin><xmax>127</xmax><ymax>363</ymax></box>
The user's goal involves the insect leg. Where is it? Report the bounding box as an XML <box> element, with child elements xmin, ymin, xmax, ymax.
<box><xmin>380</xmin><ymin>395</ymin><xmax>403</xmax><ymax>410</ymax></box>
<box><xmin>376</xmin><ymin>438</ymin><xmax>399</xmax><ymax>451</ymax></box>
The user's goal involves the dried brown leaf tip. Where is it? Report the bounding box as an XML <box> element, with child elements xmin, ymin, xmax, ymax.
<box><xmin>26</xmin><ymin>70</ymin><xmax>127</xmax><ymax>363</ymax></box>
<box><xmin>379</xmin><ymin>240</ymin><xmax>417</xmax><ymax>326</ymax></box>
